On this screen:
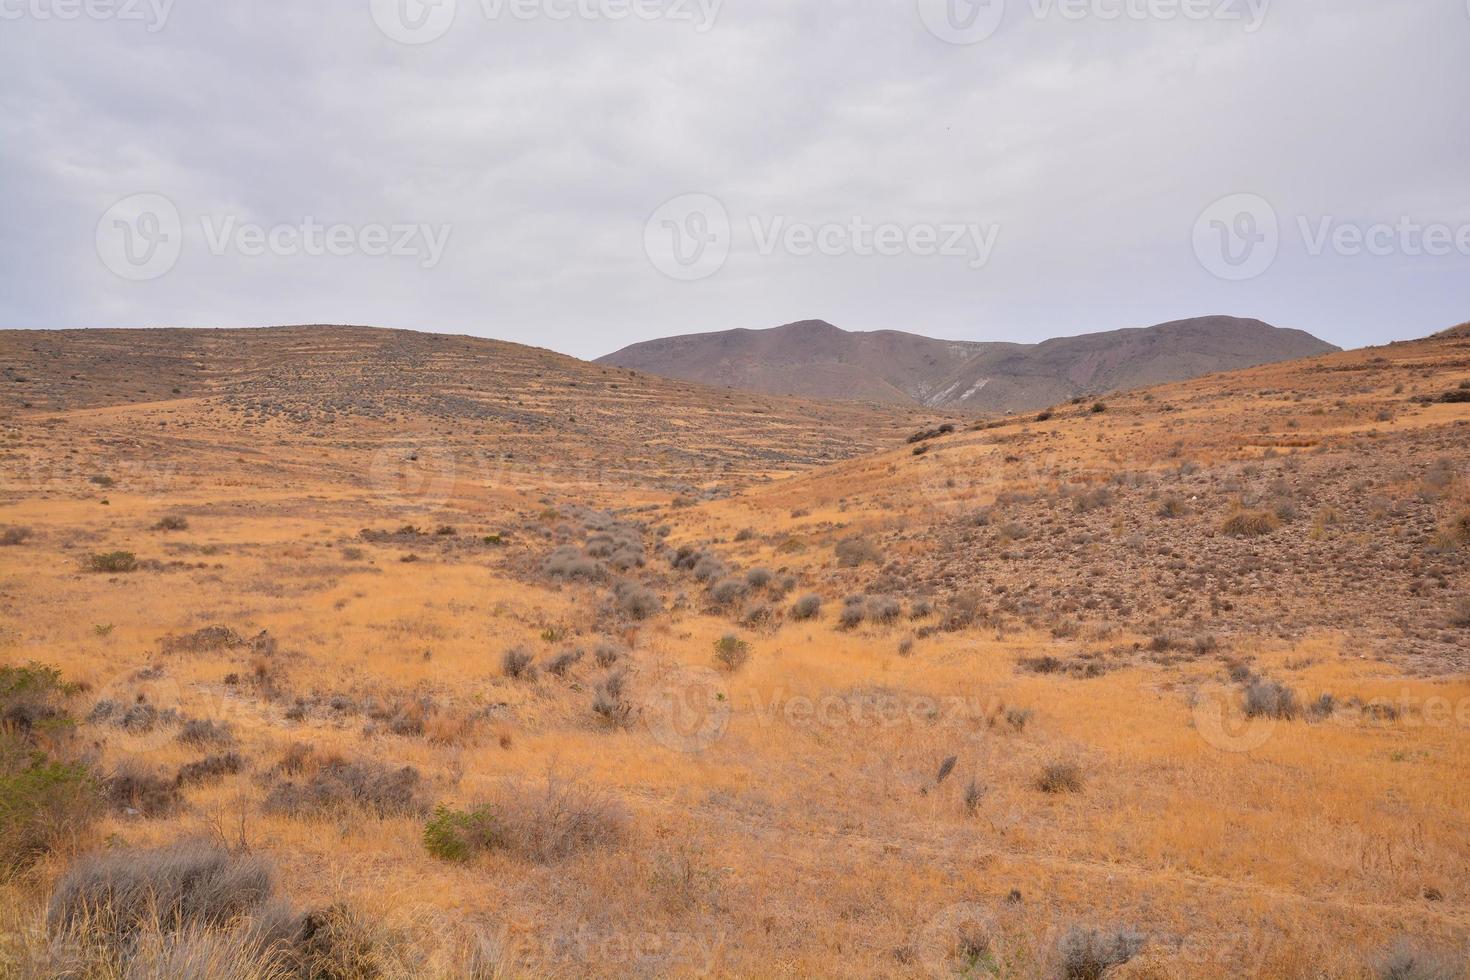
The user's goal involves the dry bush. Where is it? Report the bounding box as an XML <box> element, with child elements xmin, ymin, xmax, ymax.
<box><xmin>178</xmin><ymin>718</ymin><xmax>235</xmax><ymax>748</ymax></box>
<box><xmin>791</xmin><ymin>594</ymin><xmax>822</xmax><ymax>620</ymax></box>
<box><xmin>1</xmin><ymin>662</ymin><xmax>79</xmax><ymax>738</ymax></box>
<box><xmin>1450</xmin><ymin>596</ymin><xmax>1470</xmax><ymax>628</ymax></box>
<box><xmin>834</xmin><ymin>535</ymin><xmax>882</xmax><ymax>567</ymax></box>
<box><xmin>48</xmin><ymin>841</ymin><xmax>275</xmax><ymax>944</ymax></box>
<box><xmin>547</xmin><ymin>648</ymin><xmax>584</xmax><ymax>677</ymax></box>
<box><xmin>614</xmin><ymin>580</ymin><xmax>661</xmax><ymax>619</ymax></box>
<box><xmin>1058</xmin><ymin>926</ymin><xmax>1144</xmax><ymax>979</ymax></box>
<box><xmin>104</xmin><ymin>759</ymin><xmax>182</xmax><ymax>818</ymax></box>
<box><xmin>153</xmin><ymin>515</ymin><xmax>189</xmax><ymax>531</ymax></box>
<box><xmin>501</xmin><ymin>647</ymin><xmax>538</xmax><ymax>681</ymax></box>
<box><xmin>709</xmin><ymin>577</ymin><xmax>747</xmax><ymax>607</ymax></box>
<box><xmin>1036</xmin><ymin>761</ymin><xmax>1084</xmax><ymax>794</ymax></box>
<box><xmin>839</xmin><ymin>595</ymin><xmax>867</xmax><ymax>629</ymax></box>
<box><xmin>176</xmin><ymin>752</ymin><xmax>244</xmax><ymax>786</ymax></box>
<box><xmin>1372</xmin><ymin>940</ymin><xmax>1465</xmax><ymax>980</ymax></box>
<box><xmin>593</xmin><ymin>640</ymin><xmax>625</xmax><ymax>668</ymax></box>
<box><xmin>0</xmin><ymin>525</ymin><xmax>31</xmax><ymax>546</ymax></box>
<box><xmin>1221</xmin><ymin>509</ymin><xmax>1280</xmax><ymax>537</ymax></box>
<box><xmin>543</xmin><ymin>546</ymin><xmax>605</xmax><ymax>581</ymax></box>
<box><xmin>423</xmin><ymin>776</ymin><xmax>627</xmax><ymax>865</ymax></box>
<box><xmin>88</xmin><ymin>551</ymin><xmax>139</xmax><ymax>573</ymax></box>
<box><xmin>262</xmin><ymin>756</ymin><xmax>428</xmax><ymax>820</ymax></box>
<box><xmin>713</xmin><ymin>634</ymin><xmax>751</xmax><ymax>672</ymax></box>
<box><xmin>745</xmin><ymin>567</ymin><xmax>773</xmax><ymax>589</ymax></box>
<box><xmin>1157</xmin><ymin>495</ymin><xmax>1187</xmax><ymax>519</ymax></box>
<box><xmin>1244</xmin><ymin>679</ymin><xmax>1299</xmax><ymax>720</ymax></box>
<box><xmin>591</xmin><ymin>671</ymin><xmax>632</xmax><ymax>728</ymax></box>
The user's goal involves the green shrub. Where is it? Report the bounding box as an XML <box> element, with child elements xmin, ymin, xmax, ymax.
<box><xmin>423</xmin><ymin>804</ymin><xmax>501</xmax><ymax>862</ymax></box>
<box><xmin>713</xmin><ymin>634</ymin><xmax>750</xmax><ymax>672</ymax></box>
<box><xmin>0</xmin><ymin>662</ymin><xmax>79</xmax><ymax>739</ymax></box>
<box><xmin>0</xmin><ymin>734</ymin><xmax>100</xmax><ymax>877</ymax></box>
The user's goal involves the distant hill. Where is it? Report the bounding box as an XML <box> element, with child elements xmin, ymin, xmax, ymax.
<box><xmin>597</xmin><ymin>316</ymin><xmax>1340</xmax><ymax>413</ymax></box>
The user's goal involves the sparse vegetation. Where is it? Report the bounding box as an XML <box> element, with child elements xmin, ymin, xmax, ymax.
<box><xmin>1036</xmin><ymin>761</ymin><xmax>1084</xmax><ymax>794</ymax></box>
<box><xmin>87</xmin><ymin>551</ymin><xmax>139</xmax><ymax>573</ymax></box>
<box><xmin>1221</xmin><ymin>509</ymin><xmax>1280</xmax><ymax>537</ymax></box>
<box><xmin>714</xmin><ymin>634</ymin><xmax>751</xmax><ymax>671</ymax></box>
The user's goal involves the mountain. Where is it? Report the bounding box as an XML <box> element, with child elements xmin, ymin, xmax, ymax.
<box><xmin>597</xmin><ymin>316</ymin><xmax>1340</xmax><ymax>413</ymax></box>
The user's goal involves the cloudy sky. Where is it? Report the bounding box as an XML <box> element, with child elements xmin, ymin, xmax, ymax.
<box><xmin>2</xmin><ymin>0</ymin><xmax>1467</xmax><ymax>359</ymax></box>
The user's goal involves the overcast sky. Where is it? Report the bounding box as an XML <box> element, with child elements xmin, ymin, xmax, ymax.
<box><xmin>2</xmin><ymin>0</ymin><xmax>1467</xmax><ymax>359</ymax></box>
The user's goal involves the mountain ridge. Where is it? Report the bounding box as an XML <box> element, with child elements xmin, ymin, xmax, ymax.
<box><xmin>597</xmin><ymin>316</ymin><xmax>1341</xmax><ymax>412</ymax></box>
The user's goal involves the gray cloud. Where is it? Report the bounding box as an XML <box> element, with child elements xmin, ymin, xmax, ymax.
<box><xmin>2</xmin><ymin>0</ymin><xmax>1467</xmax><ymax>358</ymax></box>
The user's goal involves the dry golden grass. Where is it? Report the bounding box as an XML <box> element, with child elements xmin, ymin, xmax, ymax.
<box><xmin>1</xmin><ymin>326</ymin><xmax>1468</xmax><ymax>977</ymax></box>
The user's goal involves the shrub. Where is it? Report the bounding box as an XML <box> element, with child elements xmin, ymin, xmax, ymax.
<box><xmin>262</xmin><ymin>757</ymin><xmax>427</xmax><ymax>819</ymax></box>
<box><xmin>547</xmin><ymin>649</ymin><xmax>584</xmax><ymax>677</ymax></box>
<box><xmin>1244</xmin><ymin>679</ymin><xmax>1299</xmax><ymax>720</ymax></box>
<box><xmin>0</xmin><ymin>733</ymin><xmax>100</xmax><ymax>877</ymax></box>
<box><xmin>47</xmin><ymin>841</ymin><xmax>275</xmax><ymax>945</ymax></box>
<box><xmin>745</xmin><ymin>567</ymin><xmax>773</xmax><ymax>589</ymax></box>
<box><xmin>709</xmin><ymin>577</ymin><xmax>747</xmax><ymax>607</ymax></box>
<box><xmin>1373</xmin><ymin>941</ymin><xmax>1464</xmax><ymax>980</ymax></box>
<box><xmin>543</xmin><ymin>546</ymin><xmax>604</xmax><ymax>581</ymax></box>
<box><xmin>88</xmin><ymin>551</ymin><xmax>139</xmax><ymax>573</ymax></box>
<box><xmin>615</xmin><ymin>582</ymin><xmax>661</xmax><ymax>620</ymax></box>
<box><xmin>591</xmin><ymin>671</ymin><xmax>632</xmax><ymax>727</ymax></box>
<box><xmin>423</xmin><ymin>777</ymin><xmax>626</xmax><ymax>865</ymax></box>
<box><xmin>834</xmin><ymin>535</ymin><xmax>882</xmax><ymax>567</ymax></box>
<box><xmin>1036</xmin><ymin>761</ymin><xmax>1084</xmax><ymax>794</ymax></box>
<box><xmin>1451</xmin><ymin>596</ymin><xmax>1470</xmax><ymax>628</ymax></box>
<box><xmin>502</xmin><ymin>647</ymin><xmax>538</xmax><ymax>681</ymax></box>
<box><xmin>1449</xmin><ymin>510</ymin><xmax>1470</xmax><ymax>546</ymax></box>
<box><xmin>867</xmin><ymin>595</ymin><xmax>902</xmax><ymax>624</ymax></box>
<box><xmin>691</xmin><ymin>555</ymin><xmax>727</xmax><ymax>583</ymax></box>
<box><xmin>153</xmin><ymin>515</ymin><xmax>189</xmax><ymax>531</ymax></box>
<box><xmin>791</xmin><ymin>594</ymin><xmax>822</xmax><ymax>620</ymax></box>
<box><xmin>176</xmin><ymin>752</ymin><xmax>244</xmax><ymax>786</ymax></box>
<box><xmin>103</xmin><ymin>760</ymin><xmax>181</xmax><ymax>818</ymax></box>
<box><xmin>178</xmin><ymin>718</ymin><xmax>234</xmax><ymax>748</ymax></box>
<box><xmin>1221</xmin><ymin>509</ymin><xmax>1280</xmax><ymax>537</ymax></box>
<box><xmin>1058</xmin><ymin>926</ymin><xmax>1143</xmax><ymax>979</ymax></box>
<box><xmin>1020</xmin><ymin>656</ymin><xmax>1063</xmax><ymax>675</ymax></box>
<box><xmin>1</xmin><ymin>662</ymin><xmax>79</xmax><ymax>739</ymax></box>
<box><xmin>423</xmin><ymin>803</ymin><xmax>501</xmax><ymax>863</ymax></box>
<box><xmin>593</xmin><ymin>640</ymin><xmax>625</xmax><ymax>668</ymax></box>
<box><xmin>714</xmin><ymin>634</ymin><xmax>751</xmax><ymax>672</ymax></box>
<box><xmin>1157</xmin><ymin>496</ymin><xmax>1187</xmax><ymax>518</ymax></box>
<box><xmin>838</xmin><ymin>596</ymin><xmax>867</xmax><ymax>629</ymax></box>
<box><xmin>0</xmin><ymin>525</ymin><xmax>31</xmax><ymax>546</ymax></box>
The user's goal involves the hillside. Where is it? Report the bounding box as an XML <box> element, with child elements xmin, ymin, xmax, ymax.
<box><xmin>0</xmin><ymin>322</ymin><xmax>1466</xmax><ymax>978</ymax></box>
<box><xmin>0</xmin><ymin>325</ymin><xmax>933</xmax><ymax>496</ymax></box>
<box><xmin>597</xmin><ymin>316</ymin><xmax>1340</xmax><ymax>412</ymax></box>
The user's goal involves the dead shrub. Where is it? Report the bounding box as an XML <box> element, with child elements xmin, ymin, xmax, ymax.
<box><xmin>1244</xmin><ymin>679</ymin><xmax>1299</xmax><ymax>720</ymax></box>
<box><xmin>0</xmin><ymin>525</ymin><xmax>32</xmax><ymax>546</ymax></box>
<box><xmin>178</xmin><ymin>718</ymin><xmax>234</xmax><ymax>748</ymax></box>
<box><xmin>261</xmin><ymin>756</ymin><xmax>427</xmax><ymax>820</ymax></box>
<box><xmin>834</xmin><ymin>535</ymin><xmax>882</xmax><ymax>567</ymax></box>
<box><xmin>593</xmin><ymin>640</ymin><xmax>625</xmax><ymax>668</ymax></box>
<box><xmin>591</xmin><ymin>671</ymin><xmax>633</xmax><ymax>728</ymax></box>
<box><xmin>47</xmin><ymin>840</ymin><xmax>275</xmax><ymax>945</ymax></box>
<box><xmin>104</xmin><ymin>760</ymin><xmax>182</xmax><ymax>818</ymax></box>
<box><xmin>547</xmin><ymin>648</ymin><xmax>585</xmax><ymax>677</ymax></box>
<box><xmin>176</xmin><ymin>753</ymin><xmax>244</xmax><ymax>786</ymax></box>
<box><xmin>1036</xmin><ymin>761</ymin><xmax>1084</xmax><ymax>794</ymax></box>
<box><xmin>88</xmin><ymin>551</ymin><xmax>139</xmax><ymax>573</ymax></box>
<box><xmin>791</xmin><ymin>594</ymin><xmax>822</xmax><ymax>620</ymax></box>
<box><xmin>615</xmin><ymin>581</ymin><xmax>661</xmax><ymax>620</ymax></box>
<box><xmin>1221</xmin><ymin>509</ymin><xmax>1280</xmax><ymax>537</ymax></box>
<box><xmin>153</xmin><ymin>515</ymin><xmax>189</xmax><ymax>531</ymax></box>
<box><xmin>502</xmin><ymin>647</ymin><xmax>538</xmax><ymax>681</ymax></box>
<box><xmin>1058</xmin><ymin>926</ymin><xmax>1144</xmax><ymax>979</ymax></box>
